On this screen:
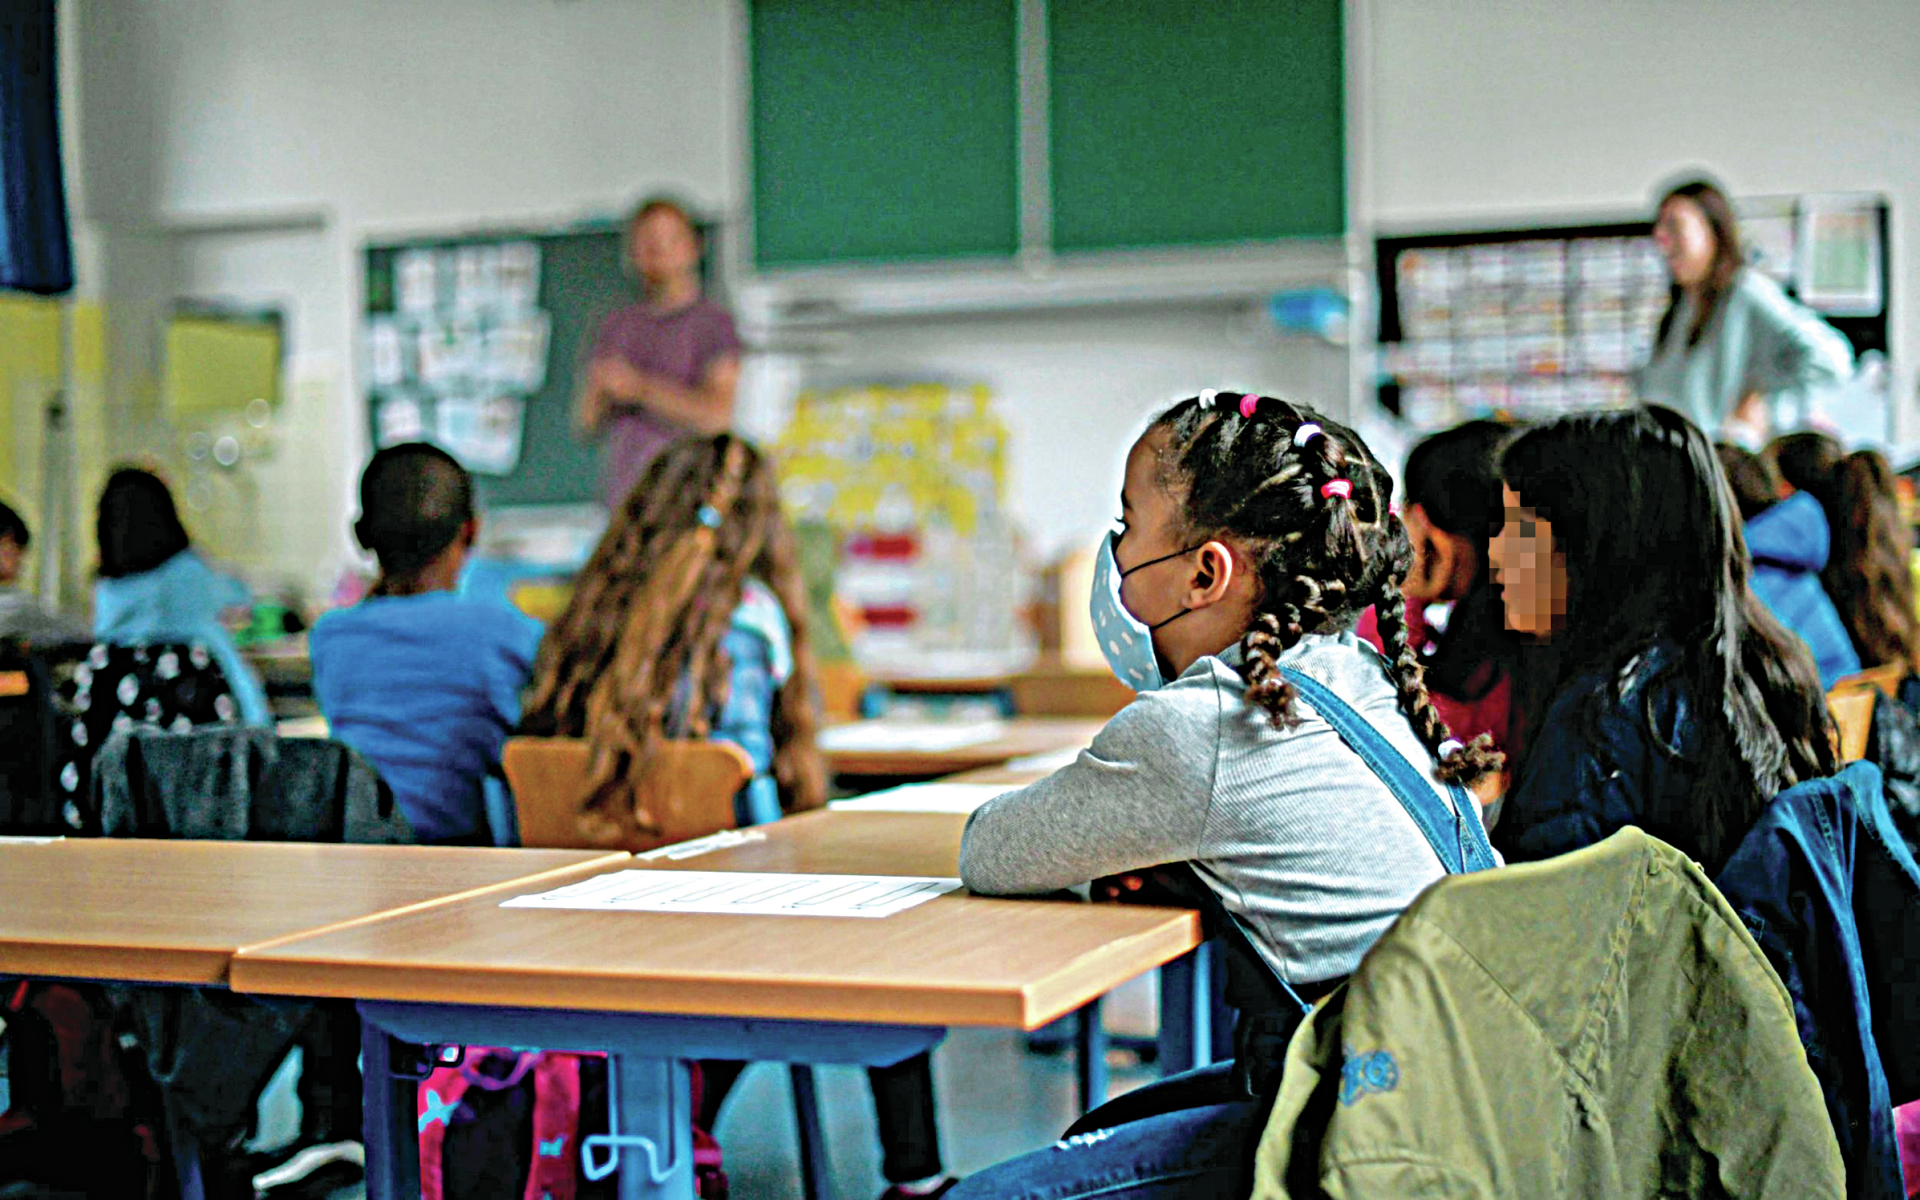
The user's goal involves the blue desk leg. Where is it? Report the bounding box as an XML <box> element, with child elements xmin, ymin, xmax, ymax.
<box><xmin>1207</xmin><ymin>939</ymin><xmax>1235</xmax><ymax>1064</ymax></box>
<box><xmin>788</xmin><ymin>1064</ymin><xmax>835</xmax><ymax>1200</ymax></box>
<box><xmin>589</xmin><ymin>1054</ymin><xmax>695</xmax><ymax>1200</ymax></box>
<box><xmin>359</xmin><ymin>1016</ymin><xmax>420</xmax><ymax>1200</ymax></box>
<box><xmin>1156</xmin><ymin>950</ymin><xmax>1201</xmax><ymax>1077</ymax></box>
<box><xmin>1073</xmin><ymin>998</ymin><xmax>1107</xmax><ymax>1114</ymax></box>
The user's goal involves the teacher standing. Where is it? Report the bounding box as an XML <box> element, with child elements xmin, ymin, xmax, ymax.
<box><xmin>1637</xmin><ymin>177</ymin><xmax>1853</xmax><ymax>445</ymax></box>
<box><xmin>576</xmin><ymin>197</ymin><xmax>743</xmax><ymax>509</ymax></box>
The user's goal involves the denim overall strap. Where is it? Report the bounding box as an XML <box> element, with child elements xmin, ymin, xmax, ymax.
<box><xmin>1276</xmin><ymin>665</ymin><xmax>1497</xmax><ymax>875</ymax></box>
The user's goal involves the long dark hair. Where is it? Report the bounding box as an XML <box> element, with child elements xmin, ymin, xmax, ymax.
<box><xmin>1654</xmin><ymin>179</ymin><xmax>1745</xmax><ymax>351</ymax></box>
<box><xmin>1401</xmin><ymin>419</ymin><xmax>1516</xmax><ymax>701</ymax></box>
<box><xmin>1771</xmin><ymin>432</ymin><xmax>1920</xmax><ymax>671</ymax></box>
<box><xmin>520</xmin><ymin>434</ymin><xmax>826</xmax><ymax>828</ymax></box>
<box><xmin>1150</xmin><ymin>392</ymin><xmax>1502</xmax><ymax>786</ymax></box>
<box><xmin>1715</xmin><ymin>442</ymin><xmax>1783</xmax><ymax>522</ymax></box>
<box><xmin>1501</xmin><ymin>406</ymin><xmax>1835</xmax><ymax>866</ymax></box>
<box><xmin>353</xmin><ymin>442</ymin><xmax>474</xmax><ymax>597</ymax></box>
<box><xmin>96</xmin><ymin>468</ymin><xmax>190</xmax><ymax>579</ymax></box>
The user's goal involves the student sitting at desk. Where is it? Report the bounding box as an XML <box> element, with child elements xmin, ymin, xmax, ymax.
<box><xmin>0</xmin><ymin>498</ymin><xmax>87</xmax><ymax>644</ymax></box>
<box><xmin>519</xmin><ymin>433</ymin><xmax>955</xmax><ymax>1199</ymax></box>
<box><xmin>310</xmin><ymin>443</ymin><xmax>543</xmax><ymax>845</ymax></box>
<box><xmin>92</xmin><ymin>467</ymin><xmax>271</xmax><ymax>725</ymax></box>
<box><xmin>1771</xmin><ymin>431</ymin><xmax>1920</xmax><ymax>683</ymax></box>
<box><xmin>1489</xmin><ymin>407</ymin><xmax>1836</xmax><ymax>872</ymax></box>
<box><xmin>954</xmin><ymin>392</ymin><xmax>1501</xmax><ymax>1199</ymax></box>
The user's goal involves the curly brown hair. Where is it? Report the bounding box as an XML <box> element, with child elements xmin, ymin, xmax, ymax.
<box><xmin>519</xmin><ymin>434</ymin><xmax>826</xmax><ymax>835</ymax></box>
<box><xmin>1149</xmin><ymin>392</ymin><xmax>1502</xmax><ymax>787</ymax></box>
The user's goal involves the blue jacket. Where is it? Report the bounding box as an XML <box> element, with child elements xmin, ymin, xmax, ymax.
<box><xmin>1715</xmin><ymin>761</ymin><xmax>1920</xmax><ymax>1200</ymax></box>
<box><xmin>1747</xmin><ymin>492</ymin><xmax>1862</xmax><ymax>687</ymax></box>
<box><xmin>1495</xmin><ymin>641</ymin><xmax>1720</xmax><ymax>868</ymax></box>
<box><xmin>93</xmin><ymin>550</ymin><xmax>272</xmax><ymax>727</ymax></box>
<box><xmin>685</xmin><ymin>579</ymin><xmax>794</xmax><ymax>829</ymax></box>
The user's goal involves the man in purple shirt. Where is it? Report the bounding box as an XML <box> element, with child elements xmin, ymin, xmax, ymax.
<box><xmin>575</xmin><ymin>197</ymin><xmax>744</xmax><ymax>508</ymax></box>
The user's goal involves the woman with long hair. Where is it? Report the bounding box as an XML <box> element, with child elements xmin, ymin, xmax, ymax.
<box><xmin>520</xmin><ymin>432</ymin><xmax>825</xmax><ymax>830</ymax></box>
<box><xmin>1770</xmin><ymin>430</ymin><xmax>1920</xmax><ymax>675</ymax></box>
<box><xmin>1638</xmin><ymin>177</ymin><xmax>1852</xmax><ymax>443</ymax></box>
<box><xmin>1489</xmin><ymin>406</ymin><xmax>1835</xmax><ymax>872</ymax></box>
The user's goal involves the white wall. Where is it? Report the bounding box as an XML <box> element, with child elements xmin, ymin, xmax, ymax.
<box><xmin>1364</xmin><ymin>0</ymin><xmax>1920</xmax><ymax>439</ymax></box>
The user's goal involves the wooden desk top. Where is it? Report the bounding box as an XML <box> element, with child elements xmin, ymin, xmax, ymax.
<box><xmin>231</xmin><ymin>810</ymin><xmax>1200</xmax><ymax>1030</ymax></box>
<box><xmin>821</xmin><ymin>717</ymin><xmax>1104</xmax><ymax>778</ymax></box>
<box><xmin>0</xmin><ymin>840</ymin><xmax>626</xmax><ymax>986</ymax></box>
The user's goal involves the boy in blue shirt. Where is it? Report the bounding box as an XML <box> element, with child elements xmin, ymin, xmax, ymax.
<box><xmin>311</xmin><ymin>444</ymin><xmax>542</xmax><ymax>844</ymax></box>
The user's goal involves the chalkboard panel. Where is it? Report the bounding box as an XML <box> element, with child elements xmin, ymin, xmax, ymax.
<box><xmin>1047</xmin><ymin>0</ymin><xmax>1345</xmax><ymax>251</ymax></box>
<box><xmin>748</xmin><ymin>0</ymin><xmax>1020</xmax><ymax>267</ymax></box>
<box><xmin>363</xmin><ymin>227</ymin><xmax>631</xmax><ymax>508</ymax></box>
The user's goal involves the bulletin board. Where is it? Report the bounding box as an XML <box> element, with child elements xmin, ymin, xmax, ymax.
<box><xmin>1374</xmin><ymin>198</ymin><xmax>1892</xmax><ymax>434</ymax></box>
<box><xmin>361</xmin><ymin>226</ymin><xmax>630</xmax><ymax>508</ymax></box>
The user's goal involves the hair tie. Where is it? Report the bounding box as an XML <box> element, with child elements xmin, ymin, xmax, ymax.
<box><xmin>696</xmin><ymin>504</ymin><xmax>723</xmax><ymax>529</ymax></box>
<box><xmin>1293</xmin><ymin>423</ymin><xmax>1324</xmax><ymax>449</ymax></box>
<box><xmin>1319</xmin><ymin>479</ymin><xmax>1352</xmax><ymax>500</ymax></box>
<box><xmin>1438</xmin><ymin>738</ymin><xmax>1464</xmax><ymax>761</ymax></box>
<box><xmin>1238</xmin><ymin>393</ymin><xmax>1263</xmax><ymax>419</ymax></box>
<box><xmin>1198</xmin><ymin>388</ymin><xmax>1219</xmax><ymax>407</ymax></box>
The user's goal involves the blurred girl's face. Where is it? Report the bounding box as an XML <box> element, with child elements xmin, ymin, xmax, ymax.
<box><xmin>1489</xmin><ymin>484</ymin><xmax>1567</xmax><ymax>640</ymax></box>
<box><xmin>1654</xmin><ymin>197</ymin><xmax>1717</xmax><ymax>289</ymax></box>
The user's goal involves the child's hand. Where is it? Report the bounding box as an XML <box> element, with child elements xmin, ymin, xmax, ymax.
<box><xmin>1092</xmin><ymin>872</ymin><xmax>1148</xmax><ymax>903</ymax></box>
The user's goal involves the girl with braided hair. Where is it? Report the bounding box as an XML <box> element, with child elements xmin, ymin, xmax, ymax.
<box><xmin>953</xmin><ymin>391</ymin><xmax>1500</xmax><ymax>1200</ymax></box>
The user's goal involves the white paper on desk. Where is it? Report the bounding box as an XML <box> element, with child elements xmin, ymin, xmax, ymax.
<box><xmin>1002</xmin><ymin>747</ymin><xmax>1083</xmax><ymax>773</ymax></box>
<box><xmin>502</xmin><ymin>870</ymin><xmax>962</xmax><ymax>919</ymax></box>
<box><xmin>829</xmin><ymin>783</ymin><xmax>1010</xmax><ymax>815</ymax></box>
<box><xmin>816</xmin><ymin>720</ymin><xmax>1007</xmax><ymax>753</ymax></box>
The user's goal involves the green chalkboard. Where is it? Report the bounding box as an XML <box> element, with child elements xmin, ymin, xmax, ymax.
<box><xmin>748</xmin><ymin>0</ymin><xmax>1021</xmax><ymax>267</ymax></box>
<box><xmin>1047</xmin><ymin>0</ymin><xmax>1345</xmax><ymax>251</ymax></box>
<box><xmin>363</xmin><ymin>227</ymin><xmax>636</xmax><ymax>508</ymax></box>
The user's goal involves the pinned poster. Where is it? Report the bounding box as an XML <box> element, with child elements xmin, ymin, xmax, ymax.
<box><xmin>452</xmin><ymin>246</ymin><xmax>487</xmax><ymax>312</ymax></box>
<box><xmin>366</xmin><ymin>318</ymin><xmax>406</xmax><ymax>387</ymax></box>
<box><xmin>485</xmin><ymin>313</ymin><xmax>550</xmax><ymax>390</ymax></box>
<box><xmin>374</xmin><ymin>393</ymin><xmax>427</xmax><ymax>446</ymax></box>
<box><xmin>498</xmin><ymin>242</ymin><xmax>541</xmax><ymax>311</ymax></box>
<box><xmin>395</xmin><ymin>249</ymin><xmax>438</xmax><ymax>314</ymax></box>
<box><xmin>434</xmin><ymin>393</ymin><xmax>524</xmax><ymax>475</ymax></box>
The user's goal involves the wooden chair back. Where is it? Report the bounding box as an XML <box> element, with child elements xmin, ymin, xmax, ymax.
<box><xmin>1832</xmin><ymin>662</ymin><xmax>1908</xmax><ymax>699</ymax></box>
<box><xmin>1828</xmin><ymin>686</ymin><xmax>1876</xmax><ymax>763</ymax></box>
<box><xmin>501</xmin><ymin>736</ymin><xmax>754</xmax><ymax>853</ymax></box>
<box><xmin>815</xmin><ymin>661</ymin><xmax>869</xmax><ymax>721</ymax></box>
<box><xmin>1008</xmin><ymin>661</ymin><xmax>1135</xmax><ymax>719</ymax></box>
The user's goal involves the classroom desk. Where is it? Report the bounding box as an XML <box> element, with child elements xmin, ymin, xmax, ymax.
<box><xmin>0</xmin><ymin>839</ymin><xmax>628</xmax><ymax>985</ymax></box>
<box><xmin>820</xmin><ymin>716</ymin><xmax>1104</xmax><ymax>778</ymax></box>
<box><xmin>231</xmin><ymin>810</ymin><xmax>1201</xmax><ymax>1200</ymax></box>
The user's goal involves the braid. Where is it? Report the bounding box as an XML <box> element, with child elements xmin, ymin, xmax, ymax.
<box><xmin>1153</xmin><ymin>390</ymin><xmax>1501</xmax><ymax>785</ymax></box>
<box><xmin>1370</xmin><ymin>524</ymin><xmax>1503</xmax><ymax>786</ymax></box>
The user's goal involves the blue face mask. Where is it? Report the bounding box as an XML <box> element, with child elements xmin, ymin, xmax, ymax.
<box><xmin>1090</xmin><ymin>530</ymin><xmax>1200</xmax><ymax>692</ymax></box>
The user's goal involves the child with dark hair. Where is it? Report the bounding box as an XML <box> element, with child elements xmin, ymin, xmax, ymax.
<box><xmin>310</xmin><ymin>443</ymin><xmax>542</xmax><ymax>844</ymax></box>
<box><xmin>1358</xmin><ymin>418</ymin><xmax>1521</xmax><ymax>757</ymax></box>
<box><xmin>1715</xmin><ymin>442</ymin><xmax>1860</xmax><ymax>686</ymax></box>
<box><xmin>1769</xmin><ymin>431</ymin><xmax>1920</xmax><ymax>675</ymax></box>
<box><xmin>1490</xmin><ymin>407</ymin><xmax>1836</xmax><ymax>873</ymax></box>
<box><xmin>0</xmin><ymin>497</ymin><xmax>87</xmax><ymax>643</ymax></box>
<box><xmin>952</xmin><ymin>391</ymin><xmax>1499</xmax><ymax>1199</ymax></box>
<box><xmin>92</xmin><ymin>467</ymin><xmax>271</xmax><ymax>724</ymax></box>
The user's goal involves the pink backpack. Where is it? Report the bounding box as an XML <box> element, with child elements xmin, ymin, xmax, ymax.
<box><xmin>418</xmin><ymin>1049</ymin><xmax>727</xmax><ymax>1199</ymax></box>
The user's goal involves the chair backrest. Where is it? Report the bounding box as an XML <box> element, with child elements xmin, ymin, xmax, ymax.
<box><xmin>501</xmin><ymin>736</ymin><xmax>754</xmax><ymax>852</ymax></box>
<box><xmin>1830</xmin><ymin>686</ymin><xmax>1876</xmax><ymax>763</ymax></box>
<box><xmin>1008</xmin><ymin>666</ymin><xmax>1134</xmax><ymax>718</ymax></box>
<box><xmin>1834</xmin><ymin>662</ymin><xmax>1908</xmax><ymax>698</ymax></box>
<box><xmin>814</xmin><ymin>661</ymin><xmax>868</xmax><ymax>721</ymax></box>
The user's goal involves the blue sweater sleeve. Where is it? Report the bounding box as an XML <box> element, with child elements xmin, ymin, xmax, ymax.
<box><xmin>712</xmin><ymin>624</ymin><xmax>781</xmax><ymax>827</ymax></box>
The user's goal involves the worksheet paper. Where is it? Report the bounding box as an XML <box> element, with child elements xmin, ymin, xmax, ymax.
<box><xmin>501</xmin><ymin>870</ymin><xmax>962</xmax><ymax>919</ymax></box>
<box><xmin>816</xmin><ymin>720</ymin><xmax>1007</xmax><ymax>753</ymax></box>
<box><xmin>828</xmin><ymin>783</ymin><xmax>1010</xmax><ymax>814</ymax></box>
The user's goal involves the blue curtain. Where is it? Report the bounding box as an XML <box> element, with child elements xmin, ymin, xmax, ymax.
<box><xmin>0</xmin><ymin>0</ymin><xmax>72</xmax><ymax>296</ymax></box>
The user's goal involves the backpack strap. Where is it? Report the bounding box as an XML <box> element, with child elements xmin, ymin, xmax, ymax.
<box><xmin>1276</xmin><ymin>665</ymin><xmax>1497</xmax><ymax>875</ymax></box>
<box><xmin>525</xmin><ymin>1053</ymin><xmax>581</xmax><ymax>1200</ymax></box>
<box><xmin>417</xmin><ymin>1063</ymin><xmax>475</xmax><ymax>1200</ymax></box>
